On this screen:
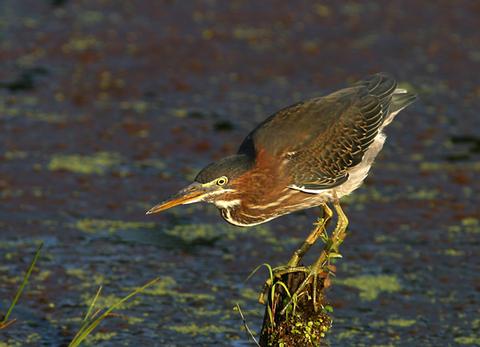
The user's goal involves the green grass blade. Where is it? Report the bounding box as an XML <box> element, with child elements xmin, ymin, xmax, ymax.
<box><xmin>1</xmin><ymin>242</ymin><xmax>43</xmax><ymax>325</ymax></box>
<box><xmin>246</xmin><ymin>263</ymin><xmax>274</xmax><ymax>283</ymax></box>
<box><xmin>69</xmin><ymin>277</ymin><xmax>160</xmax><ymax>347</ymax></box>
<box><xmin>83</xmin><ymin>286</ymin><xmax>103</xmax><ymax>322</ymax></box>
<box><xmin>68</xmin><ymin>286</ymin><xmax>104</xmax><ymax>343</ymax></box>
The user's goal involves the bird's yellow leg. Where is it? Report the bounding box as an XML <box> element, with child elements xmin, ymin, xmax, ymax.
<box><xmin>286</xmin><ymin>203</ymin><xmax>333</xmax><ymax>268</ymax></box>
<box><xmin>280</xmin><ymin>198</ymin><xmax>349</xmax><ymax>313</ymax></box>
<box><xmin>310</xmin><ymin>198</ymin><xmax>348</xmax><ymax>274</ymax></box>
<box><xmin>258</xmin><ymin>204</ymin><xmax>332</xmax><ymax>304</ymax></box>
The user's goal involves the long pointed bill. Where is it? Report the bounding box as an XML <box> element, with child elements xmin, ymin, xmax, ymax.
<box><xmin>146</xmin><ymin>183</ymin><xmax>209</xmax><ymax>215</ymax></box>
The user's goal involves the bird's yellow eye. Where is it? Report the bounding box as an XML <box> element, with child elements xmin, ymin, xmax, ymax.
<box><xmin>216</xmin><ymin>176</ymin><xmax>228</xmax><ymax>186</ymax></box>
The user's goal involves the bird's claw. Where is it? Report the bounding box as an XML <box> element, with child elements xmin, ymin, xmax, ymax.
<box><xmin>258</xmin><ymin>261</ymin><xmax>333</xmax><ymax>314</ymax></box>
<box><xmin>258</xmin><ymin>264</ymin><xmax>310</xmax><ymax>304</ymax></box>
<box><xmin>279</xmin><ymin>266</ymin><xmax>330</xmax><ymax>315</ymax></box>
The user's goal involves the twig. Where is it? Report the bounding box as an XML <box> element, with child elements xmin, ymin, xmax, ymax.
<box><xmin>234</xmin><ymin>303</ymin><xmax>260</xmax><ymax>347</ymax></box>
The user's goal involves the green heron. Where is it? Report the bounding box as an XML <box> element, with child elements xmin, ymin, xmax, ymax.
<box><xmin>147</xmin><ymin>73</ymin><xmax>416</xmax><ymax>291</ymax></box>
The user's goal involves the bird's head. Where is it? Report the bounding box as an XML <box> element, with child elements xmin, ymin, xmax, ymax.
<box><xmin>146</xmin><ymin>154</ymin><xmax>253</xmax><ymax>214</ymax></box>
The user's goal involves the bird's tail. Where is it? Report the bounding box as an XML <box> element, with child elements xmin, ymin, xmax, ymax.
<box><xmin>391</xmin><ymin>88</ymin><xmax>418</xmax><ymax>114</ymax></box>
<box><xmin>383</xmin><ymin>88</ymin><xmax>417</xmax><ymax>126</ymax></box>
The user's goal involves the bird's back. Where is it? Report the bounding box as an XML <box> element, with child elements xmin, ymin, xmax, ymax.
<box><xmin>239</xmin><ymin>73</ymin><xmax>417</xmax><ymax>193</ymax></box>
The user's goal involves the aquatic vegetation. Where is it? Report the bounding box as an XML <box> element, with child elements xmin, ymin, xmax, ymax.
<box><xmin>68</xmin><ymin>278</ymin><xmax>160</xmax><ymax>347</ymax></box>
<box><xmin>142</xmin><ymin>276</ymin><xmax>215</xmax><ymax>303</ymax></box>
<box><xmin>387</xmin><ymin>318</ymin><xmax>416</xmax><ymax>327</ymax></box>
<box><xmin>78</xmin><ymin>10</ymin><xmax>104</xmax><ymax>25</ymax></box>
<box><xmin>233</xmin><ymin>26</ymin><xmax>270</xmax><ymax>41</ymax></box>
<box><xmin>85</xmin><ymin>331</ymin><xmax>118</xmax><ymax>344</ymax></box>
<box><xmin>4</xmin><ymin>151</ymin><xmax>28</xmax><ymax>160</ymax></box>
<box><xmin>0</xmin><ymin>342</ymin><xmax>20</xmax><ymax>347</ymax></box>
<box><xmin>165</xmin><ymin>223</ymin><xmax>222</xmax><ymax>243</ymax></box>
<box><xmin>371</xmin><ymin>318</ymin><xmax>416</xmax><ymax>328</ymax></box>
<box><xmin>335</xmin><ymin>274</ymin><xmax>401</xmax><ymax>301</ymax></box>
<box><xmin>120</xmin><ymin>100</ymin><xmax>150</xmax><ymax>114</ymax></box>
<box><xmin>443</xmin><ymin>248</ymin><xmax>465</xmax><ymax>257</ymax></box>
<box><xmin>74</xmin><ymin>218</ymin><xmax>155</xmax><ymax>234</ymax></box>
<box><xmin>454</xmin><ymin>336</ymin><xmax>480</xmax><ymax>345</ymax></box>
<box><xmin>48</xmin><ymin>152</ymin><xmax>122</xmax><ymax>175</ymax></box>
<box><xmin>448</xmin><ymin>217</ymin><xmax>480</xmax><ymax>234</ymax></box>
<box><xmin>167</xmin><ymin>322</ymin><xmax>229</xmax><ymax>336</ymax></box>
<box><xmin>62</xmin><ymin>35</ymin><xmax>102</xmax><ymax>52</ymax></box>
<box><xmin>163</xmin><ymin>222</ymin><xmax>287</xmax><ymax>249</ymax></box>
<box><xmin>142</xmin><ymin>276</ymin><xmax>176</xmax><ymax>295</ymax></box>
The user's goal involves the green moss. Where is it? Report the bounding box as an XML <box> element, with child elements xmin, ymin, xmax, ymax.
<box><xmin>314</xmin><ymin>4</ymin><xmax>331</xmax><ymax>17</ymax></box>
<box><xmin>85</xmin><ymin>331</ymin><xmax>117</xmax><ymax>343</ymax></box>
<box><xmin>48</xmin><ymin>152</ymin><xmax>122</xmax><ymax>174</ymax></box>
<box><xmin>407</xmin><ymin>188</ymin><xmax>438</xmax><ymax>200</ymax></box>
<box><xmin>443</xmin><ymin>248</ymin><xmax>465</xmax><ymax>256</ymax></box>
<box><xmin>4</xmin><ymin>151</ymin><xmax>28</xmax><ymax>160</ymax></box>
<box><xmin>336</xmin><ymin>329</ymin><xmax>360</xmax><ymax>340</ymax></box>
<box><xmin>336</xmin><ymin>274</ymin><xmax>401</xmax><ymax>301</ymax></box>
<box><xmin>171</xmin><ymin>108</ymin><xmax>188</xmax><ymax>118</ymax></box>
<box><xmin>387</xmin><ymin>318</ymin><xmax>416</xmax><ymax>327</ymax></box>
<box><xmin>63</xmin><ymin>36</ymin><xmax>102</xmax><ymax>52</ymax></box>
<box><xmin>25</xmin><ymin>332</ymin><xmax>41</xmax><ymax>343</ymax></box>
<box><xmin>120</xmin><ymin>101</ymin><xmax>149</xmax><ymax>113</ymax></box>
<box><xmin>124</xmin><ymin>315</ymin><xmax>144</xmax><ymax>324</ymax></box>
<box><xmin>167</xmin><ymin>323</ymin><xmax>228</xmax><ymax>336</ymax></box>
<box><xmin>240</xmin><ymin>287</ymin><xmax>259</xmax><ymax>301</ymax></box>
<box><xmin>142</xmin><ymin>276</ymin><xmax>215</xmax><ymax>303</ymax></box>
<box><xmin>233</xmin><ymin>26</ymin><xmax>270</xmax><ymax>40</ymax></box>
<box><xmin>0</xmin><ymin>100</ymin><xmax>66</xmax><ymax>122</ymax></box>
<box><xmin>36</xmin><ymin>270</ymin><xmax>52</xmax><ymax>281</ymax></box>
<box><xmin>29</xmin><ymin>111</ymin><xmax>66</xmax><ymax>123</ymax></box>
<box><xmin>448</xmin><ymin>217</ymin><xmax>480</xmax><ymax>234</ymax></box>
<box><xmin>81</xmin><ymin>293</ymin><xmax>139</xmax><ymax>310</ymax></box>
<box><xmin>342</xmin><ymin>187</ymin><xmax>392</xmax><ymax>204</ymax></box>
<box><xmin>0</xmin><ymin>341</ymin><xmax>22</xmax><ymax>347</ymax></box>
<box><xmin>165</xmin><ymin>224</ymin><xmax>220</xmax><ymax>243</ymax></box>
<box><xmin>66</xmin><ymin>267</ymin><xmax>106</xmax><ymax>286</ymax></box>
<box><xmin>74</xmin><ymin>219</ymin><xmax>154</xmax><ymax>233</ymax></box>
<box><xmin>420</xmin><ymin>161</ymin><xmax>480</xmax><ymax>172</ymax></box>
<box><xmin>142</xmin><ymin>276</ymin><xmax>177</xmax><ymax>295</ymax></box>
<box><xmin>136</xmin><ymin>158</ymin><xmax>165</xmax><ymax>170</ymax></box>
<box><xmin>193</xmin><ymin>308</ymin><xmax>222</xmax><ymax>317</ymax></box>
<box><xmin>164</xmin><ymin>222</ymin><xmax>287</xmax><ymax>250</ymax></box>
<box><xmin>454</xmin><ymin>336</ymin><xmax>480</xmax><ymax>345</ymax></box>
<box><xmin>177</xmin><ymin>292</ymin><xmax>215</xmax><ymax>303</ymax></box>
<box><xmin>79</xmin><ymin>10</ymin><xmax>104</xmax><ymax>25</ymax></box>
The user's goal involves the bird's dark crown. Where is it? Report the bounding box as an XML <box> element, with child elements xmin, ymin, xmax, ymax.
<box><xmin>195</xmin><ymin>154</ymin><xmax>253</xmax><ymax>184</ymax></box>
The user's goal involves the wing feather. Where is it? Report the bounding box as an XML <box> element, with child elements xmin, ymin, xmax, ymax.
<box><xmin>237</xmin><ymin>73</ymin><xmax>415</xmax><ymax>192</ymax></box>
<box><xmin>287</xmin><ymin>74</ymin><xmax>398</xmax><ymax>191</ymax></box>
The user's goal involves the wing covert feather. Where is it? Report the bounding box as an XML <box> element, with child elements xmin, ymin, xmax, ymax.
<box><xmin>238</xmin><ymin>73</ymin><xmax>405</xmax><ymax>191</ymax></box>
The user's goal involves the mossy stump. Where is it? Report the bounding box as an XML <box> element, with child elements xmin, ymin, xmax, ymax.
<box><xmin>257</xmin><ymin>202</ymin><xmax>348</xmax><ymax>346</ymax></box>
<box><xmin>259</xmin><ymin>270</ymin><xmax>332</xmax><ymax>346</ymax></box>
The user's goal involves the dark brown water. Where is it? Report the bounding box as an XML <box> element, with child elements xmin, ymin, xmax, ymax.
<box><xmin>1</xmin><ymin>1</ymin><xmax>479</xmax><ymax>346</ymax></box>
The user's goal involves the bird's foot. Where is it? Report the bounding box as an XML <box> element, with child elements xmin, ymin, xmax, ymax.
<box><xmin>258</xmin><ymin>262</ymin><xmax>333</xmax><ymax>314</ymax></box>
<box><xmin>258</xmin><ymin>264</ymin><xmax>310</xmax><ymax>305</ymax></box>
<box><xmin>278</xmin><ymin>261</ymin><xmax>334</xmax><ymax>315</ymax></box>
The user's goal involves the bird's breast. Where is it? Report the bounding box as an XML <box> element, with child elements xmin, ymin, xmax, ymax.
<box><xmin>218</xmin><ymin>189</ymin><xmax>327</xmax><ymax>227</ymax></box>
